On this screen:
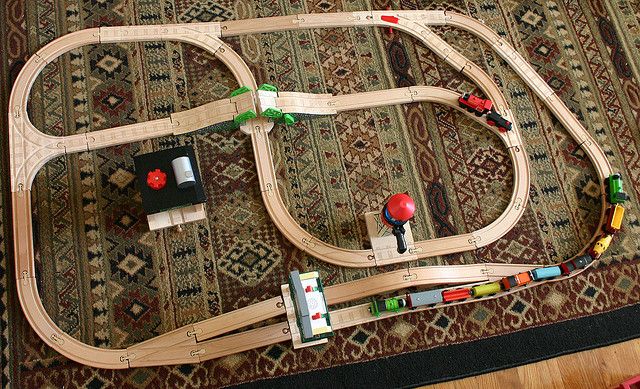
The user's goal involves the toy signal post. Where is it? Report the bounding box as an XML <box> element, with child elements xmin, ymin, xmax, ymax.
<box><xmin>380</xmin><ymin>193</ymin><xmax>416</xmax><ymax>254</ymax></box>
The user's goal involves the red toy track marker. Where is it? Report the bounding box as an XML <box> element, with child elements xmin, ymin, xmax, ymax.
<box><xmin>312</xmin><ymin>312</ymin><xmax>322</xmax><ymax>320</ymax></box>
<box><xmin>381</xmin><ymin>15</ymin><xmax>399</xmax><ymax>24</ymax></box>
<box><xmin>146</xmin><ymin>168</ymin><xmax>167</xmax><ymax>190</ymax></box>
<box><xmin>305</xmin><ymin>285</ymin><xmax>312</xmax><ymax>292</ymax></box>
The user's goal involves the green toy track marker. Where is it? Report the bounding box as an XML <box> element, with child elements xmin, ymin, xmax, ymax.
<box><xmin>283</xmin><ymin>113</ymin><xmax>297</xmax><ymax>125</ymax></box>
<box><xmin>230</xmin><ymin>86</ymin><xmax>251</xmax><ymax>97</ymax></box>
<box><xmin>234</xmin><ymin>110</ymin><xmax>257</xmax><ymax>124</ymax></box>
<box><xmin>262</xmin><ymin>107</ymin><xmax>283</xmax><ymax>119</ymax></box>
<box><xmin>258</xmin><ymin>83</ymin><xmax>278</xmax><ymax>92</ymax></box>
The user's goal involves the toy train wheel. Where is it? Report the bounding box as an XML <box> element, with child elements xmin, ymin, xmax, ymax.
<box><xmin>466</xmin><ymin>107</ymin><xmax>474</xmax><ymax>113</ymax></box>
<box><xmin>486</xmin><ymin>120</ymin><xmax>496</xmax><ymax>126</ymax></box>
<box><xmin>474</xmin><ymin>111</ymin><xmax>483</xmax><ymax>117</ymax></box>
<box><xmin>458</xmin><ymin>100</ymin><xmax>466</xmax><ymax>108</ymax></box>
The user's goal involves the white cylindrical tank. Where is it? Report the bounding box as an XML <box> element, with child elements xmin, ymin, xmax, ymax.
<box><xmin>171</xmin><ymin>156</ymin><xmax>196</xmax><ymax>189</ymax></box>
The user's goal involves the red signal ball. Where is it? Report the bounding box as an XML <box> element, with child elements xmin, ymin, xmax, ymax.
<box><xmin>383</xmin><ymin>193</ymin><xmax>416</xmax><ymax>225</ymax></box>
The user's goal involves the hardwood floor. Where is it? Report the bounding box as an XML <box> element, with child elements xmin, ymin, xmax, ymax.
<box><xmin>423</xmin><ymin>337</ymin><xmax>640</xmax><ymax>389</ymax></box>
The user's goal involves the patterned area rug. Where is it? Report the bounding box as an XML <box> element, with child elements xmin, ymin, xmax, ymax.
<box><xmin>1</xmin><ymin>0</ymin><xmax>640</xmax><ymax>387</ymax></box>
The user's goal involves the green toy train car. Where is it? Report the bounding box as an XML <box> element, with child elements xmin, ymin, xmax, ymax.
<box><xmin>368</xmin><ymin>296</ymin><xmax>407</xmax><ymax>317</ymax></box>
<box><xmin>608</xmin><ymin>173</ymin><xmax>630</xmax><ymax>204</ymax></box>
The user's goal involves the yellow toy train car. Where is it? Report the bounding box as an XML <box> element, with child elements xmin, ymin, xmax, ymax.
<box><xmin>589</xmin><ymin>235</ymin><xmax>613</xmax><ymax>258</ymax></box>
<box><xmin>606</xmin><ymin>204</ymin><xmax>625</xmax><ymax>234</ymax></box>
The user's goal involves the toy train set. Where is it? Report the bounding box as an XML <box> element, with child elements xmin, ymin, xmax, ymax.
<box><xmin>7</xmin><ymin>9</ymin><xmax>632</xmax><ymax>368</ymax></box>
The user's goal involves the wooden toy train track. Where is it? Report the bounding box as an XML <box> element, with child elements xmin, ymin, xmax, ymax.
<box><xmin>8</xmin><ymin>10</ymin><xmax>622</xmax><ymax>368</ymax></box>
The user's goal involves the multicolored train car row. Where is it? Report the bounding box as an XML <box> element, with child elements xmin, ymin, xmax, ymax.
<box><xmin>369</xmin><ymin>254</ymin><xmax>594</xmax><ymax>315</ymax></box>
<box><xmin>458</xmin><ymin>93</ymin><xmax>513</xmax><ymax>133</ymax></box>
<box><xmin>370</xmin><ymin>173</ymin><xmax>629</xmax><ymax>317</ymax></box>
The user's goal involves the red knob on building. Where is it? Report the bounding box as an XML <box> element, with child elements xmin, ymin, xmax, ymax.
<box><xmin>146</xmin><ymin>168</ymin><xmax>167</xmax><ymax>190</ymax></box>
<box><xmin>382</xmin><ymin>193</ymin><xmax>416</xmax><ymax>227</ymax></box>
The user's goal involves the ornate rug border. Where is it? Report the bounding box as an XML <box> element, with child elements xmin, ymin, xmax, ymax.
<box><xmin>239</xmin><ymin>298</ymin><xmax>640</xmax><ymax>388</ymax></box>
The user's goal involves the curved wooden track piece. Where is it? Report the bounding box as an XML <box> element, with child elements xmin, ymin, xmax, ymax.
<box><xmin>253</xmin><ymin>87</ymin><xmax>528</xmax><ymax>266</ymax></box>
<box><xmin>8</xmin><ymin>10</ymin><xmax>612</xmax><ymax>367</ymax></box>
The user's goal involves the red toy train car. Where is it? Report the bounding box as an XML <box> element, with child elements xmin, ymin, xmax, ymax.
<box><xmin>458</xmin><ymin>93</ymin><xmax>493</xmax><ymax>116</ymax></box>
<box><xmin>459</xmin><ymin>93</ymin><xmax>513</xmax><ymax>132</ymax></box>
